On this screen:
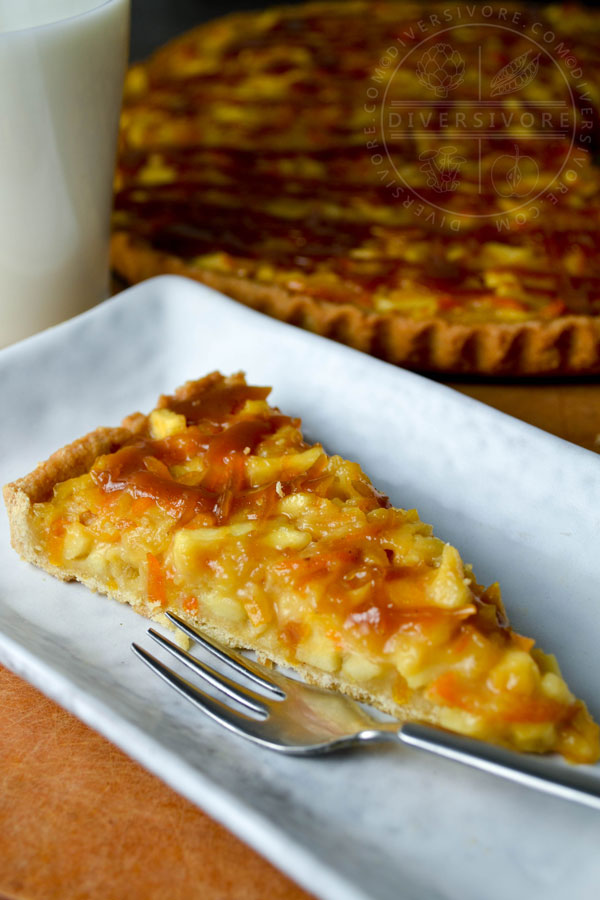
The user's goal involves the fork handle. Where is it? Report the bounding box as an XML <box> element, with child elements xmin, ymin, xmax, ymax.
<box><xmin>397</xmin><ymin>723</ymin><xmax>600</xmax><ymax>812</ymax></box>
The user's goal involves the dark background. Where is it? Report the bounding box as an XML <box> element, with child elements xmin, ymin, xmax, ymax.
<box><xmin>130</xmin><ymin>0</ymin><xmax>304</xmax><ymax>59</ymax></box>
<box><xmin>130</xmin><ymin>0</ymin><xmax>600</xmax><ymax>60</ymax></box>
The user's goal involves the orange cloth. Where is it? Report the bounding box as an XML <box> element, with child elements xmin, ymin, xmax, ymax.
<box><xmin>0</xmin><ymin>665</ymin><xmax>313</xmax><ymax>900</ymax></box>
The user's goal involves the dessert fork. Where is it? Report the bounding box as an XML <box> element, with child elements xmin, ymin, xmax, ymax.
<box><xmin>132</xmin><ymin>612</ymin><xmax>600</xmax><ymax>812</ymax></box>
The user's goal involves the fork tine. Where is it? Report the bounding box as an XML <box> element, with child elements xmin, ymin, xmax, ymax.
<box><xmin>132</xmin><ymin>644</ymin><xmax>268</xmax><ymax>738</ymax></box>
<box><xmin>164</xmin><ymin>611</ymin><xmax>285</xmax><ymax>698</ymax></box>
<box><xmin>146</xmin><ymin>629</ymin><xmax>269</xmax><ymax>716</ymax></box>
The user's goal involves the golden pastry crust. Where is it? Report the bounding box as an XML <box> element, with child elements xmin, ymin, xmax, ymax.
<box><xmin>112</xmin><ymin>232</ymin><xmax>600</xmax><ymax>375</ymax></box>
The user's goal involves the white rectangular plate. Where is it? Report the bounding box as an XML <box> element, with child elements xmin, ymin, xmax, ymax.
<box><xmin>1</xmin><ymin>276</ymin><xmax>599</xmax><ymax>900</ymax></box>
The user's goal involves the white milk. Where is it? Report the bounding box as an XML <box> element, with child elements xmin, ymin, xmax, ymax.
<box><xmin>0</xmin><ymin>0</ymin><xmax>130</xmax><ymax>346</ymax></box>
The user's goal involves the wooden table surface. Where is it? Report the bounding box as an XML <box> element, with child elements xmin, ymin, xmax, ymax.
<box><xmin>1</xmin><ymin>379</ymin><xmax>599</xmax><ymax>900</ymax></box>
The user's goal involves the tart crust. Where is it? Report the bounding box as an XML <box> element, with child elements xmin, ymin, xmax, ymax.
<box><xmin>112</xmin><ymin>232</ymin><xmax>600</xmax><ymax>376</ymax></box>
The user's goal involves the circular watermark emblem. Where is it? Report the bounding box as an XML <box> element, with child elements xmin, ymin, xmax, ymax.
<box><xmin>363</xmin><ymin>6</ymin><xmax>595</xmax><ymax>232</ymax></box>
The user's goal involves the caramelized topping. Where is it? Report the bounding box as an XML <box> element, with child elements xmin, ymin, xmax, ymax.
<box><xmin>165</xmin><ymin>381</ymin><xmax>270</xmax><ymax>424</ymax></box>
<box><xmin>91</xmin><ymin>385</ymin><xmax>295</xmax><ymax>523</ymax></box>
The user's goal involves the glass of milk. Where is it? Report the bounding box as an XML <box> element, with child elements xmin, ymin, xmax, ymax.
<box><xmin>0</xmin><ymin>0</ymin><xmax>130</xmax><ymax>347</ymax></box>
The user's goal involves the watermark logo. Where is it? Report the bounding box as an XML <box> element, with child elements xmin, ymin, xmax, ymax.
<box><xmin>363</xmin><ymin>6</ymin><xmax>595</xmax><ymax>232</ymax></box>
<box><xmin>419</xmin><ymin>146</ymin><xmax>465</xmax><ymax>192</ymax></box>
<box><xmin>490</xmin><ymin>50</ymin><xmax>539</xmax><ymax>97</ymax></box>
<box><xmin>490</xmin><ymin>144</ymin><xmax>539</xmax><ymax>198</ymax></box>
<box><xmin>416</xmin><ymin>44</ymin><xmax>465</xmax><ymax>97</ymax></box>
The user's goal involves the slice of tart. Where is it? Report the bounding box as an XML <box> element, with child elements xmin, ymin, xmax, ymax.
<box><xmin>4</xmin><ymin>372</ymin><xmax>599</xmax><ymax>763</ymax></box>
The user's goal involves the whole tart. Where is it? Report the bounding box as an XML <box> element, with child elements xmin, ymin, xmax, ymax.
<box><xmin>112</xmin><ymin>2</ymin><xmax>600</xmax><ymax>374</ymax></box>
<box><xmin>4</xmin><ymin>372</ymin><xmax>599</xmax><ymax>762</ymax></box>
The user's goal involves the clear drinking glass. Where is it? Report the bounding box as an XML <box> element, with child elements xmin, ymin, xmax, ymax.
<box><xmin>0</xmin><ymin>0</ymin><xmax>130</xmax><ymax>347</ymax></box>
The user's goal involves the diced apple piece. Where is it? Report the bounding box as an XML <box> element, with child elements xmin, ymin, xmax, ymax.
<box><xmin>188</xmin><ymin>523</ymin><xmax>256</xmax><ymax>542</ymax></box>
<box><xmin>278</xmin><ymin>492</ymin><xmax>320</xmax><ymax>517</ymax></box>
<box><xmin>480</xmin><ymin>242</ymin><xmax>533</xmax><ymax>268</ymax></box>
<box><xmin>262</xmin><ymin>526</ymin><xmax>311</xmax><ymax>551</ymax></box>
<box><xmin>52</xmin><ymin>473</ymin><xmax>90</xmax><ymax>504</ymax></box>
<box><xmin>239</xmin><ymin>399</ymin><xmax>272</xmax><ymax>417</ymax></box>
<box><xmin>296</xmin><ymin>632</ymin><xmax>341</xmax><ymax>673</ymax></box>
<box><xmin>392</xmin><ymin>640</ymin><xmax>428</xmax><ymax>686</ymax></box>
<box><xmin>138</xmin><ymin>160</ymin><xmax>177</xmax><ymax>186</ymax></box>
<box><xmin>540</xmin><ymin>672</ymin><xmax>574</xmax><ymax>705</ymax></box>
<box><xmin>341</xmin><ymin>653</ymin><xmax>382</xmax><ymax>683</ymax></box>
<box><xmin>383</xmin><ymin>528</ymin><xmax>443</xmax><ymax>567</ymax></box>
<box><xmin>510</xmin><ymin>722</ymin><xmax>557</xmax><ymax>753</ymax></box>
<box><xmin>246</xmin><ymin>446</ymin><xmax>322</xmax><ymax>486</ymax></box>
<box><xmin>85</xmin><ymin>546</ymin><xmax>110</xmax><ymax>577</ymax></box>
<box><xmin>427</xmin><ymin>544</ymin><xmax>472</xmax><ymax>609</ymax></box>
<box><xmin>62</xmin><ymin>523</ymin><xmax>93</xmax><ymax>560</ymax></box>
<box><xmin>202</xmin><ymin>590</ymin><xmax>247</xmax><ymax>624</ymax></box>
<box><xmin>149</xmin><ymin>408</ymin><xmax>187</xmax><ymax>439</ymax></box>
<box><xmin>438</xmin><ymin>707</ymin><xmax>484</xmax><ymax>737</ymax></box>
<box><xmin>172</xmin><ymin>523</ymin><xmax>255</xmax><ymax>574</ymax></box>
<box><xmin>489</xmin><ymin>649</ymin><xmax>541</xmax><ymax>694</ymax></box>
